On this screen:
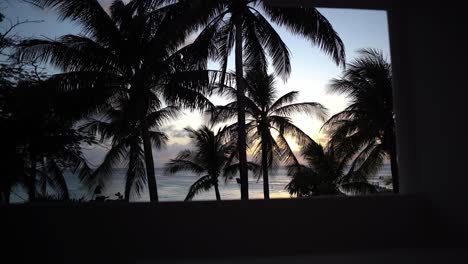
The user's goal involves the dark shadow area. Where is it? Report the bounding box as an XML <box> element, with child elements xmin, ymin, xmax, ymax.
<box><xmin>2</xmin><ymin>195</ymin><xmax>454</xmax><ymax>263</ymax></box>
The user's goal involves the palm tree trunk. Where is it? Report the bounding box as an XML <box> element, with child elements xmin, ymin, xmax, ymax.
<box><xmin>41</xmin><ymin>157</ymin><xmax>47</xmax><ymax>196</ymax></box>
<box><xmin>390</xmin><ymin>132</ymin><xmax>399</xmax><ymax>193</ymax></box>
<box><xmin>214</xmin><ymin>180</ymin><xmax>221</xmax><ymax>201</ymax></box>
<box><xmin>124</xmin><ymin>144</ymin><xmax>137</xmax><ymax>202</ymax></box>
<box><xmin>261</xmin><ymin>126</ymin><xmax>270</xmax><ymax>199</ymax></box>
<box><xmin>124</xmin><ymin>183</ymin><xmax>131</xmax><ymax>202</ymax></box>
<box><xmin>29</xmin><ymin>150</ymin><xmax>36</xmax><ymax>202</ymax></box>
<box><xmin>234</xmin><ymin>14</ymin><xmax>249</xmax><ymax>200</ymax></box>
<box><xmin>142</xmin><ymin>128</ymin><xmax>159</xmax><ymax>202</ymax></box>
<box><xmin>124</xmin><ymin>175</ymin><xmax>132</xmax><ymax>201</ymax></box>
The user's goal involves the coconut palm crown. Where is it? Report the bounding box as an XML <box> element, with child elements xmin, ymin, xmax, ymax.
<box><xmin>165</xmin><ymin>126</ymin><xmax>257</xmax><ymax>201</ymax></box>
<box><xmin>17</xmin><ymin>0</ymin><xmax>222</xmax><ymax>201</ymax></box>
<box><xmin>322</xmin><ymin>48</ymin><xmax>398</xmax><ymax>192</ymax></box>
<box><xmin>188</xmin><ymin>0</ymin><xmax>346</xmax><ymax>199</ymax></box>
<box><xmin>211</xmin><ymin>67</ymin><xmax>327</xmax><ymax>199</ymax></box>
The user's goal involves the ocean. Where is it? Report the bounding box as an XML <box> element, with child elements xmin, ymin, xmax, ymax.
<box><xmin>10</xmin><ymin>165</ymin><xmax>392</xmax><ymax>202</ymax></box>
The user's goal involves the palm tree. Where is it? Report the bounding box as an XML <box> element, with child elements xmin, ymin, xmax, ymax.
<box><xmin>18</xmin><ymin>0</ymin><xmax>220</xmax><ymax>201</ymax></box>
<box><xmin>80</xmin><ymin>96</ymin><xmax>179</xmax><ymax>201</ymax></box>
<box><xmin>286</xmin><ymin>140</ymin><xmax>379</xmax><ymax>197</ymax></box>
<box><xmin>165</xmin><ymin>126</ymin><xmax>252</xmax><ymax>201</ymax></box>
<box><xmin>322</xmin><ymin>49</ymin><xmax>398</xmax><ymax>193</ymax></box>
<box><xmin>192</xmin><ymin>0</ymin><xmax>346</xmax><ymax>200</ymax></box>
<box><xmin>211</xmin><ymin>68</ymin><xmax>327</xmax><ymax>199</ymax></box>
<box><xmin>13</xmin><ymin>80</ymin><xmax>92</xmax><ymax>201</ymax></box>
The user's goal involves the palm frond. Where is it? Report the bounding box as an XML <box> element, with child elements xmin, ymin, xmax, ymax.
<box><xmin>125</xmin><ymin>143</ymin><xmax>146</xmax><ymax>199</ymax></box>
<box><xmin>161</xmin><ymin>78</ymin><xmax>216</xmax><ymax>111</ymax></box>
<box><xmin>146</xmin><ymin>106</ymin><xmax>180</xmax><ymax>128</ymax></box>
<box><xmin>339</xmin><ymin>182</ymin><xmax>378</xmax><ymax>195</ymax></box>
<box><xmin>45</xmin><ymin>71</ymin><xmax>124</xmax><ymax>120</ymax></box>
<box><xmin>165</xmin><ymin>152</ymin><xmax>206</xmax><ymax>175</ymax></box>
<box><xmin>25</xmin><ymin>0</ymin><xmax>121</xmax><ymax>46</ymax></box>
<box><xmin>79</xmin><ymin>119</ymin><xmax>114</xmax><ymax>143</ymax></box>
<box><xmin>81</xmin><ymin>141</ymin><xmax>127</xmax><ymax>189</ymax></box>
<box><xmin>272</xmin><ymin>102</ymin><xmax>328</xmax><ymax>122</ymax></box>
<box><xmin>185</xmin><ymin>175</ymin><xmax>213</xmax><ymax>201</ymax></box>
<box><xmin>45</xmin><ymin>158</ymin><xmax>70</xmax><ymax>200</ymax></box>
<box><xmin>259</xmin><ymin>1</ymin><xmax>345</xmax><ymax>66</ymax></box>
<box><xmin>148</xmin><ymin>131</ymin><xmax>168</xmax><ymax>149</ymax></box>
<box><xmin>208</xmin><ymin>103</ymin><xmax>238</xmax><ymax>125</ymax></box>
<box><xmin>269</xmin><ymin>91</ymin><xmax>299</xmax><ymax>111</ymax></box>
<box><xmin>247</xmin><ymin>7</ymin><xmax>291</xmax><ymax>79</ymax></box>
<box><xmin>349</xmin><ymin>144</ymin><xmax>386</xmax><ymax>182</ymax></box>
<box><xmin>275</xmin><ymin>132</ymin><xmax>301</xmax><ymax>167</ymax></box>
<box><xmin>17</xmin><ymin>36</ymin><xmax>120</xmax><ymax>73</ymax></box>
<box><xmin>269</xmin><ymin>116</ymin><xmax>312</xmax><ymax>145</ymax></box>
<box><xmin>285</xmin><ymin>166</ymin><xmax>318</xmax><ymax>197</ymax></box>
<box><xmin>243</xmin><ymin>10</ymin><xmax>268</xmax><ymax>75</ymax></box>
<box><xmin>216</xmin><ymin>20</ymin><xmax>235</xmax><ymax>88</ymax></box>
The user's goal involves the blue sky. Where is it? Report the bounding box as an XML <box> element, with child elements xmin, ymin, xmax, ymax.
<box><xmin>2</xmin><ymin>1</ymin><xmax>390</xmax><ymax>165</ymax></box>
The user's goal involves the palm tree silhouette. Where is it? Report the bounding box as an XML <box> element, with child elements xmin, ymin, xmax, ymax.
<box><xmin>322</xmin><ymin>49</ymin><xmax>399</xmax><ymax>192</ymax></box>
<box><xmin>193</xmin><ymin>0</ymin><xmax>345</xmax><ymax>199</ymax></box>
<box><xmin>211</xmin><ymin>68</ymin><xmax>327</xmax><ymax>199</ymax></box>
<box><xmin>18</xmin><ymin>0</ymin><xmax>219</xmax><ymax>201</ymax></box>
<box><xmin>165</xmin><ymin>126</ymin><xmax>256</xmax><ymax>201</ymax></box>
<box><xmin>14</xmin><ymin>80</ymin><xmax>92</xmax><ymax>201</ymax></box>
<box><xmin>286</xmin><ymin>140</ymin><xmax>378</xmax><ymax>197</ymax></box>
<box><xmin>80</xmin><ymin>96</ymin><xmax>179</xmax><ymax>201</ymax></box>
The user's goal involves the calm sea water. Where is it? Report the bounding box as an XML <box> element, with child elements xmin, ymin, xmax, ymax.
<box><xmin>10</xmin><ymin>165</ymin><xmax>392</xmax><ymax>202</ymax></box>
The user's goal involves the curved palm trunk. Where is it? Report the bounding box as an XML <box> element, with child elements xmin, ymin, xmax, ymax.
<box><xmin>124</xmin><ymin>183</ymin><xmax>131</xmax><ymax>202</ymax></box>
<box><xmin>213</xmin><ymin>177</ymin><xmax>221</xmax><ymax>201</ymax></box>
<box><xmin>142</xmin><ymin>128</ymin><xmax>159</xmax><ymax>202</ymax></box>
<box><xmin>390</xmin><ymin>132</ymin><xmax>399</xmax><ymax>193</ymax></box>
<box><xmin>124</xmin><ymin>144</ymin><xmax>137</xmax><ymax>202</ymax></box>
<box><xmin>28</xmin><ymin>150</ymin><xmax>36</xmax><ymax>202</ymax></box>
<box><xmin>261</xmin><ymin>123</ymin><xmax>270</xmax><ymax>199</ymax></box>
<box><xmin>235</xmin><ymin>14</ymin><xmax>249</xmax><ymax>200</ymax></box>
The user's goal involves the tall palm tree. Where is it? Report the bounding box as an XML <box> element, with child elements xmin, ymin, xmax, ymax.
<box><xmin>322</xmin><ymin>49</ymin><xmax>398</xmax><ymax>193</ymax></box>
<box><xmin>80</xmin><ymin>96</ymin><xmax>179</xmax><ymax>201</ymax></box>
<box><xmin>286</xmin><ymin>140</ymin><xmax>378</xmax><ymax>197</ymax></box>
<box><xmin>192</xmin><ymin>0</ymin><xmax>346</xmax><ymax>200</ymax></box>
<box><xmin>211</xmin><ymin>68</ymin><xmax>327</xmax><ymax>199</ymax></box>
<box><xmin>18</xmin><ymin>0</ymin><xmax>220</xmax><ymax>201</ymax></box>
<box><xmin>165</xmin><ymin>126</ymin><xmax>254</xmax><ymax>201</ymax></box>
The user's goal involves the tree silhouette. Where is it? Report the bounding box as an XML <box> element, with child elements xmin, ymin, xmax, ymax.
<box><xmin>18</xmin><ymin>0</ymin><xmax>220</xmax><ymax>201</ymax></box>
<box><xmin>286</xmin><ymin>140</ymin><xmax>379</xmax><ymax>197</ymax></box>
<box><xmin>192</xmin><ymin>0</ymin><xmax>345</xmax><ymax>199</ymax></box>
<box><xmin>211</xmin><ymin>67</ymin><xmax>326</xmax><ymax>199</ymax></box>
<box><xmin>80</xmin><ymin>97</ymin><xmax>179</xmax><ymax>201</ymax></box>
<box><xmin>322</xmin><ymin>49</ymin><xmax>398</xmax><ymax>192</ymax></box>
<box><xmin>13</xmin><ymin>80</ymin><xmax>92</xmax><ymax>201</ymax></box>
<box><xmin>165</xmin><ymin>126</ymin><xmax>257</xmax><ymax>201</ymax></box>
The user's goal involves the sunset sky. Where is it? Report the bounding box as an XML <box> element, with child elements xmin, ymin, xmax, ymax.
<box><xmin>2</xmin><ymin>1</ymin><xmax>390</xmax><ymax>166</ymax></box>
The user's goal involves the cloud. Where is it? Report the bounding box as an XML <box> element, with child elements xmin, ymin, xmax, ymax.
<box><xmin>162</xmin><ymin>125</ymin><xmax>188</xmax><ymax>139</ymax></box>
